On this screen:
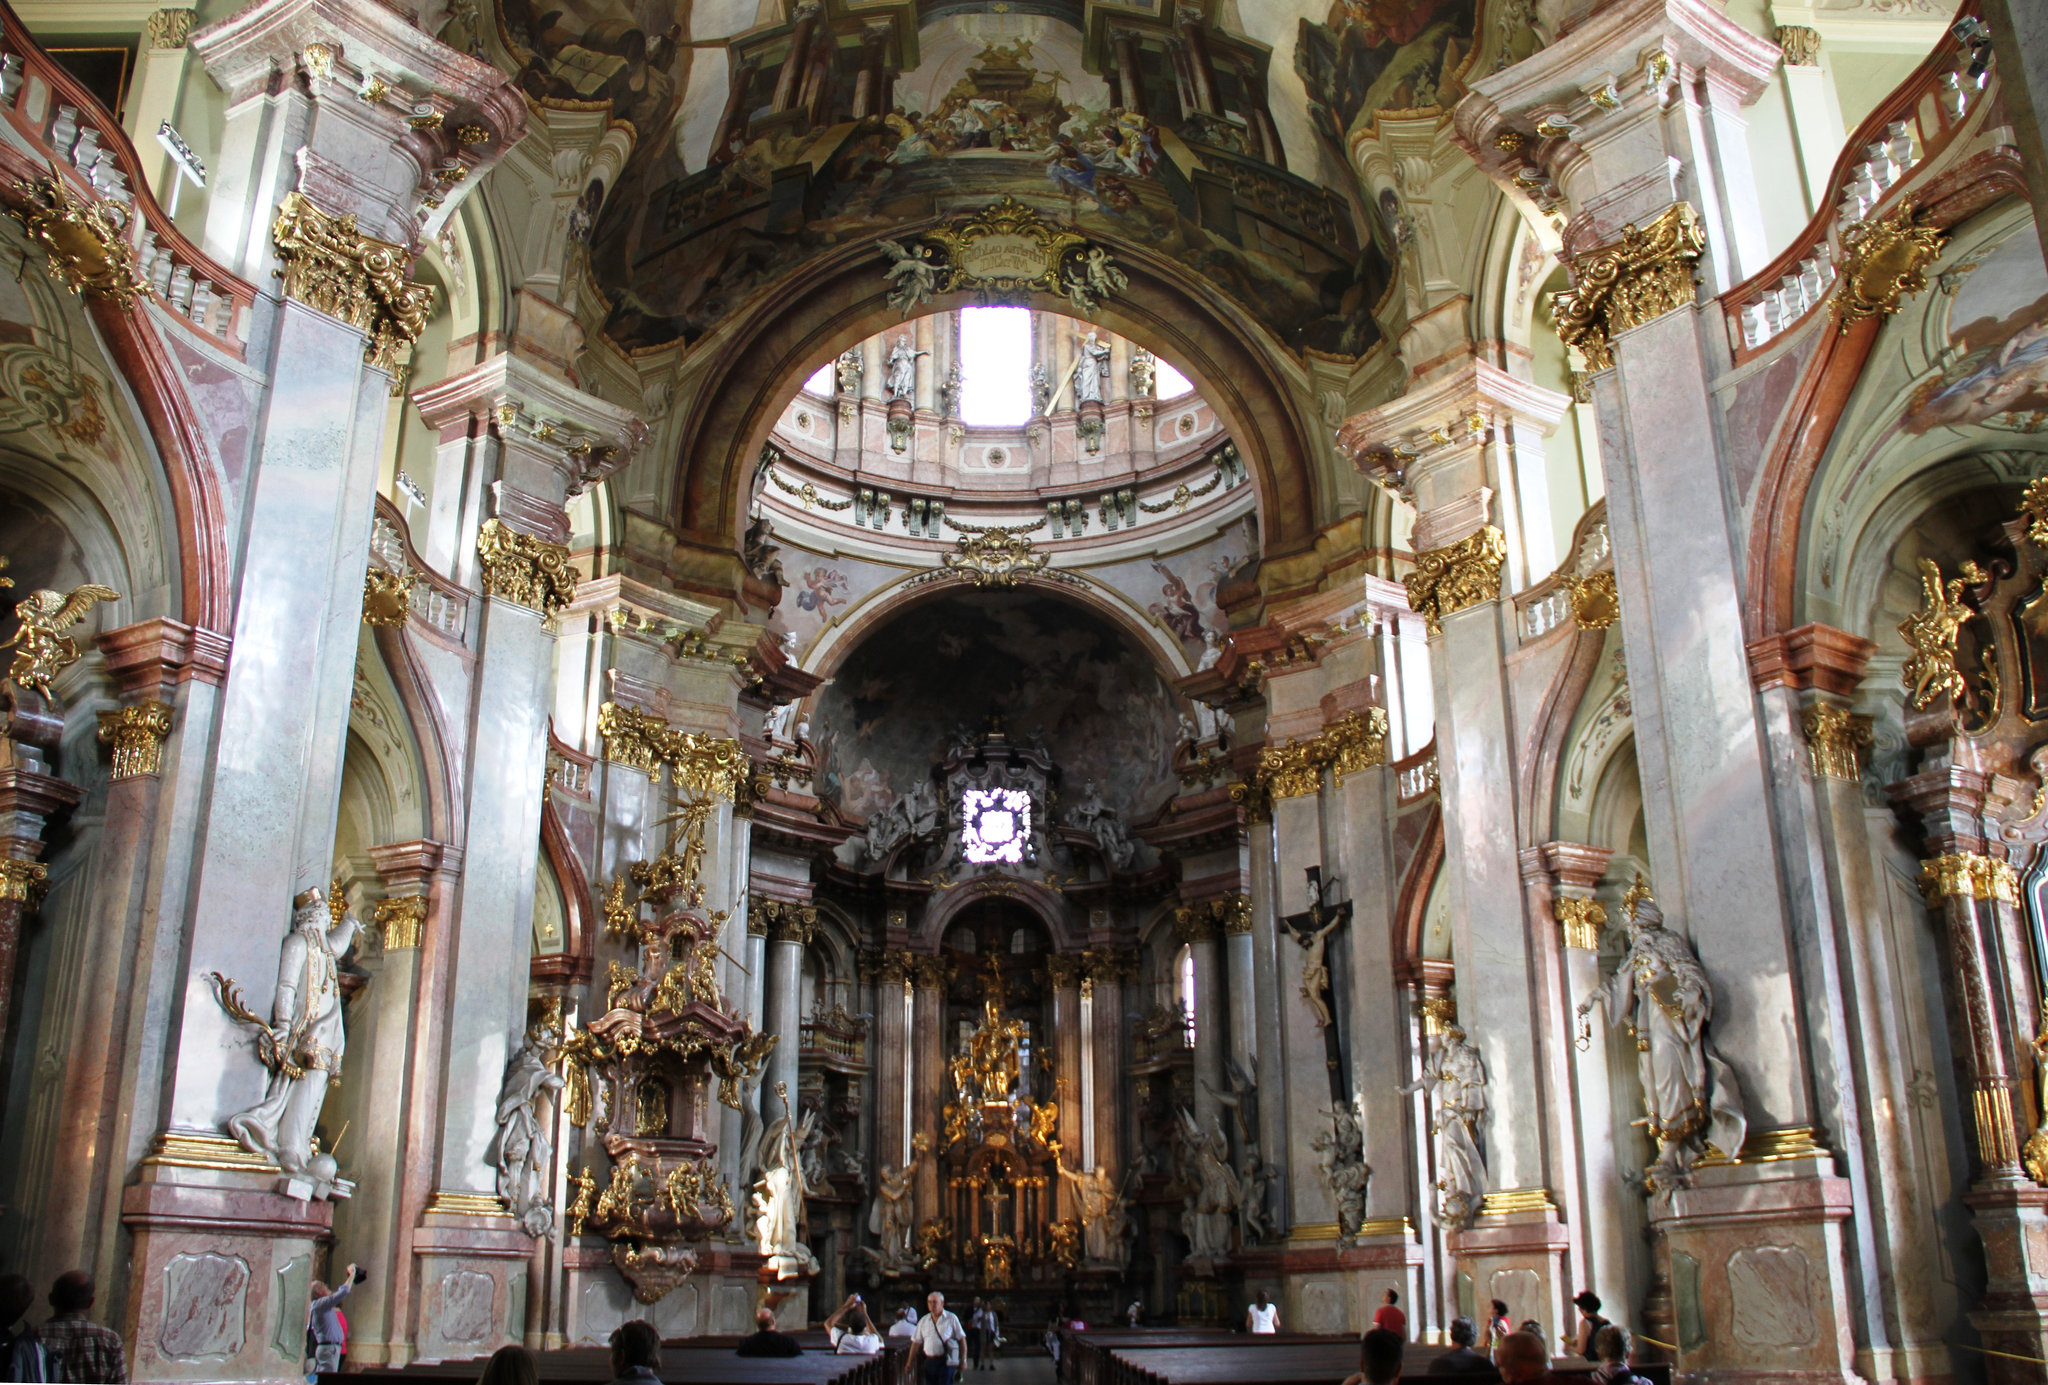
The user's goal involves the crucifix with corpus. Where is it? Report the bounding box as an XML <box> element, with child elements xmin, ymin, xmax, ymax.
<box><xmin>1281</xmin><ymin>865</ymin><xmax>1351</xmax><ymax>1104</ymax></box>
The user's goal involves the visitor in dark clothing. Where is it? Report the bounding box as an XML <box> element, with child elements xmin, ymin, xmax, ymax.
<box><xmin>1428</xmin><ymin>1317</ymin><xmax>1500</xmax><ymax>1381</ymax></box>
<box><xmin>735</xmin><ymin>1308</ymin><xmax>802</xmax><ymax>1358</ymax></box>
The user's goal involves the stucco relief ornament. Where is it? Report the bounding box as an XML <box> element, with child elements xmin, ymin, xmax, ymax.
<box><xmin>210</xmin><ymin>885</ymin><xmax>362</xmax><ymax>1197</ymax></box>
<box><xmin>1577</xmin><ymin>877</ymin><xmax>1746</xmax><ymax>1196</ymax></box>
<box><xmin>881</xmin><ymin>197</ymin><xmax>1127</xmax><ymax>315</ymax></box>
<box><xmin>940</xmin><ymin>528</ymin><xmax>1050</xmax><ymax>588</ymax></box>
<box><xmin>488</xmin><ymin>1015</ymin><xmax>566</xmax><ymax>1236</ymax></box>
<box><xmin>1833</xmin><ymin>202</ymin><xmax>1947</xmax><ymax>333</ymax></box>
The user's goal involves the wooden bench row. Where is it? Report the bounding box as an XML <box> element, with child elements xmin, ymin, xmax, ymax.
<box><xmin>1059</xmin><ymin>1330</ymin><xmax>1677</xmax><ymax>1385</ymax></box>
<box><xmin>324</xmin><ymin>1343</ymin><xmax>898</xmax><ymax>1385</ymax></box>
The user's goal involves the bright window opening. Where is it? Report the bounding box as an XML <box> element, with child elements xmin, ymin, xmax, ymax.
<box><xmin>959</xmin><ymin>307</ymin><xmax>1034</xmax><ymax>425</ymax></box>
<box><xmin>1176</xmin><ymin>943</ymin><xmax>1197</xmax><ymax>1044</ymax></box>
<box><xmin>804</xmin><ymin>362</ymin><xmax>834</xmax><ymax>394</ymax></box>
<box><xmin>962</xmin><ymin>786</ymin><xmax>1031</xmax><ymax>864</ymax></box>
<box><xmin>1156</xmin><ymin>358</ymin><xmax>1193</xmax><ymax>398</ymax></box>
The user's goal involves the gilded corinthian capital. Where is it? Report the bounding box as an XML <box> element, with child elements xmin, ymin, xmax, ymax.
<box><xmin>271</xmin><ymin>191</ymin><xmax>436</xmax><ymax>370</ymax></box>
<box><xmin>476</xmin><ymin>518</ymin><xmax>578</xmax><ymax>619</ymax></box>
<box><xmin>1405</xmin><ymin>526</ymin><xmax>1507</xmax><ymax>635</ymax></box>
<box><xmin>97</xmin><ymin>700</ymin><xmax>175</xmax><ymax>778</ymax></box>
<box><xmin>1549</xmin><ymin>203</ymin><xmax>1706</xmax><ymax>371</ymax></box>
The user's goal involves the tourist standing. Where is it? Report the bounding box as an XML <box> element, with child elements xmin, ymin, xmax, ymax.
<box><xmin>911</xmin><ymin>1292</ymin><xmax>965</xmax><ymax>1385</ymax></box>
<box><xmin>37</xmin><ymin>1273</ymin><xmax>125</xmax><ymax>1383</ymax></box>
<box><xmin>1571</xmin><ymin>1294</ymin><xmax>1609</xmax><ymax>1362</ymax></box>
<box><xmin>0</xmin><ymin>1274</ymin><xmax>45</xmax><ymax>1383</ymax></box>
<box><xmin>972</xmin><ymin>1301</ymin><xmax>998</xmax><ymax>1370</ymax></box>
<box><xmin>966</xmin><ymin>1298</ymin><xmax>985</xmax><ymax>1369</ymax></box>
<box><xmin>1486</xmin><ymin>1300</ymin><xmax>1512</xmax><ymax>1356</ymax></box>
<box><xmin>1246</xmin><ymin>1293</ymin><xmax>1279</xmax><ymax>1334</ymax></box>
<box><xmin>306</xmin><ymin>1265</ymin><xmax>362</xmax><ymax>1376</ymax></box>
<box><xmin>1372</xmin><ymin>1289</ymin><xmax>1407</xmax><ymax>1338</ymax></box>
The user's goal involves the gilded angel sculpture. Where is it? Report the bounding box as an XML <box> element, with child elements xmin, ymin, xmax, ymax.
<box><xmin>4</xmin><ymin>581</ymin><xmax>119</xmax><ymax>695</ymax></box>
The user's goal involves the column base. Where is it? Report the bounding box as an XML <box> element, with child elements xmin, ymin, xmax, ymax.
<box><xmin>1964</xmin><ymin>1183</ymin><xmax>2048</xmax><ymax>1385</ymax></box>
<box><xmin>1449</xmin><ymin>1203</ymin><xmax>1570</xmax><ymax>1346</ymax></box>
<box><xmin>121</xmin><ymin>1151</ymin><xmax>334</xmax><ymax>1385</ymax></box>
<box><xmin>1653</xmin><ymin>1156</ymin><xmax>1861</xmax><ymax>1385</ymax></box>
<box><xmin>411</xmin><ymin>1197</ymin><xmax>537</xmax><ymax>1362</ymax></box>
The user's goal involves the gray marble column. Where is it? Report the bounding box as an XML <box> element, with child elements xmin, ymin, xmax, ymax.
<box><xmin>1246</xmin><ymin>814</ymin><xmax>1287</xmax><ymax>1235</ymax></box>
<box><xmin>761</xmin><ymin>910</ymin><xmax>809</xmax><ymax>1126</ymax></box>
<box><xmin>1181</xmin><ymin>911</ymin><xmax>1224</xmax><ymax>1132</ymax></box>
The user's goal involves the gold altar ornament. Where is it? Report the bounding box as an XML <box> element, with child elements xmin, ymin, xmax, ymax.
<box><xmin>0</xmin><ymin>857</ymin><xmax>48</xmax><ymax>904</ymax></box>
<box><xmin>1898</xmin><ymin>557</ymin><xmax>1978</xmax><ymax>710</ymax></box>
<box><xmin>11</xmin><ymin>175</ymin><xmax>145</xmax><ymax>307</ymax></box>
<box><xmin>362</xmin><ymin>567</ymin><xmax>416</xmax><ymax>626</ymax></box>
<box><xmin>271</xmin><ymin>191</ymin><xmax>436</xmax><ymax>370</ymax></box>
<box><xmin>1834</xmin><ymin>203</ymin><xmax>1946</xmax><ymax>333</ymax></box>
<box><xmin>1564</xmin><ymin>570</ymin><xmax>1620</xmax><ymax>630</ymax></box>
<box><xmin>4</xmin><ymin>581</ymin><xmax>120</xmax><ymax>696</ymax></box>
<box><xmin>475</xmin><ymin>519</ymin><xmax>578</xmax><ymax>619</ymax></box>
<box><xmin>940</xmin><ymin>529</ymin><xmax>1050</xmax><ymax>588</ymax></box>
<box><xmin>1549</xmin><ymin>203</ymin><xmax>1706</xmax><ymax>371</ymax></box>
<box><xmin>1918</xmin><ymin>852</ymin><xmax>2018</xmax><ymax>904</ymax></box>
<box><xmin>2022</xmin><ymin>477</ymin><xmax>2048</xmax><ymax>548</ymax></box>
<box><xmin>373</xmin><ymin>895</ymin><xmax>427</xmax><ymax>949</ymax></box>
<box><xmin>1554</xmin><ymin>897</ymin><xmax>1607</xmax><ymax>951</ymax></box>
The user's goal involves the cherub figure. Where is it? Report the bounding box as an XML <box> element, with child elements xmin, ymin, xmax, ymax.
<box><xmin>3</xmin><ymin>581</ymin><xmax>120</xmax><ymax>695</ymax></box>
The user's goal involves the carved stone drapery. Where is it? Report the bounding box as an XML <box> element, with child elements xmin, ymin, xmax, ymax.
<box><xmin>271</xmin><ymin>190</ymin><xmax>436</xmax><ymax>369</ymax></box>
<box><xmin>97</xmin><ymin>700</ymin><xmax>174</xmax><ymax>778</ymax></box>
<box><xmin>1774</xmin><ymin>24</ymin><xmax>1821</xmax><ymax>65</ymax></box>
<box><xmin>1549</xmin><ymin>202</ymin><xmax>1706</xmax><ymax>371</ymax></box>
<box><xmin>1405</xmin><ymin>526</ymin><xmax>1508</xmax><ymax>634</ymax></box>
<box><xmin>475</xmin><ymin>518</ymin><xmax>578</xmax><ymax>619</ymax></box>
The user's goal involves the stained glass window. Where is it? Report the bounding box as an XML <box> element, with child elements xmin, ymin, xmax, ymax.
<box><xmin>962</xmin><ymin>786</ymin><xmax>1030</xmax><ymax>864</ymax></box>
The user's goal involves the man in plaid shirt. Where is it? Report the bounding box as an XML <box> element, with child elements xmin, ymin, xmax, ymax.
<box><xmin>38</xmin><ymin>1272</ymin><xmax>126</xmax><ymax>1383</ymax></box>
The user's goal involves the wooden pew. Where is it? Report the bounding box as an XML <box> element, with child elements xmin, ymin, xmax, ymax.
<box><xmin>1061</xmin><ymin>1330</ymin><xmax>1676</xmax><ymax>1385</ymax></box>
<box><xmin>324</xmin><ymin>1342</ymin><xmax>895</xmax><ymax>1385</ymax></box>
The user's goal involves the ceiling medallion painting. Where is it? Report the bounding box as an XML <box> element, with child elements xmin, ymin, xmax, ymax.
<box><xmin>882</xmin><ymin>197</ymin><xmax>1128</xmax><ymax>316</ymax></box>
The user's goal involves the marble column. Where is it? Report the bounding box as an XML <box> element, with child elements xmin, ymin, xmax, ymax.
<box><xmin>1180</xmin><ymin>910</ymin><xmax>1224</xmax><ymax>1133</ymax></box>
<box><xmin>1245</xmin><ymin>812</ymin><xmax>1287</xmax><ymax>1235</ymax></box>
<box><xmin>911</xmin><ymin>957</ymin><xmax>947</xmax><ymax>1221</ymax></box>
<box><xmin>1271</xmin><ymin>786</ymin><xmax>1338</xmax><ymax>1239</ymax></box>
<box><xmin>1341</xmin><ymin>363</ymin><xmax>1573</xmax><ymax>1339</ymax></box>
<box><xmin>1537</xmin><ymin>842</ymin><xmax>1625</xmax><ymax>1321</ymax></box>
<box><xmin>1047</xmin><ymin>958</ymin><xmax>1082</xmax><ymax>1218</ymax></box>
<box><xmin>1221</xmin><ymin>903</ymin><xmax>1256</xmax><ymax>1116</ymax></box>
<box><xmin>26</xmin><ymin>620</ymin><xmax>215</xmax><ymax>1291</ymax></box>
<box><xmin>761</xmin><ymin>907</ymin><xmax>810</xmax><ymax>1127</ymax></box>
<box><xmin>1086</xmin><ymin>955</ymin><xmax>1126</xmax><ymax>1183</ymax></box>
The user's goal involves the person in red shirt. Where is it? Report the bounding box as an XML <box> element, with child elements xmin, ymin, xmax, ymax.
<box><xmin>1372</xmin><ymin>1290</ymin><xmax>1407</xmax><ymax>1338</ymax></box>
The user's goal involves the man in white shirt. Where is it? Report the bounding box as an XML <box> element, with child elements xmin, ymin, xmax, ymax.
<box><xmin>912</xmin><ymin>1291</ymin><xmax>966</xmax><ymax>1385</ymax></box>
<box><xmin>824</xmin><ymin>1295</ymin><xmax>883</xmax><ymax>1355</ymax></box>
<box><xmin>888</xmin><ymin>1306</ymin><xmax>919</xmax><ymax>1340</ymax></box>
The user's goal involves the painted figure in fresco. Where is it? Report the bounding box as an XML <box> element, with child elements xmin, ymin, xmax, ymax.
<box><xmin>225</xmin><ymin>887</ymin><xmax>361</xmax><ymax>1176</ymax></box>
<box><xmin>1577</xmin><ymin>880</ymin><xmax>1746</xmax><ymax>1192</ymax></box>
<box><xmin>796</xmin><ymin>567</ymin><xmax>848</xmax><ymax>613</ymax></box>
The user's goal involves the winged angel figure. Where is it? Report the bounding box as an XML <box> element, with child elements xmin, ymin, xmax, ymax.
<box><xmin>4</xmin><ymin>582</ymin><xmax>120</xmax><ymax>696</ymax></box>
<box><xmin>879</xmin><ymin>239</ymin><xmax>939</xmax><ymax>318</ymax></box>
<box><xmin>1898</xmin><ymin>556</ymin><xmax>1982</xmax><ymax>710</ymax></box>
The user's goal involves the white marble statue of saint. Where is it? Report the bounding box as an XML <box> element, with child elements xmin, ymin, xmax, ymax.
<box><xmin>1578</xmin><ymin>882</ymin><xmax>1747</xmax><ymax>1189</ymax></box>
<box><xmin>1401</xmin><ymin>1024</ymin><xmax>1487</xmax><ymax>1228</ymax></box>
<box><xmin>870</xmin><ymin>1156</ymin><xmax>917</xmax><ymax>1271</ymax></box>
<box><xmin>488</xmin><ymin>1020</ymin><xmax>566</xmax><ymax>1237</ymax></box>
<box><xmin>1074</xmin><ymin>331</ymin><xmax>1111</xmax><ymax>405</ymax></box>
<box><xmin>1066</xmin><ymin>779</ymin><xmax>1136</xmax><ymax>869</ymax></box>
<box><xmin>751</xmin><ymin>1088</ymin><xmax>820</xmax><ymax>1279</ymax></box>
<box><xmin>1057</xmin><ymin>1162</ymin><xmax>1125</xmax><ymax>1265</ymax></box>
<box><xmin>1175</xmin><ymin>1108</ymin><xmax>1239</xmax><ymax>1258</ymax></box>
<box><xmin>225</xmin><ymin>886</ymin><xmax>360</xmax><ymax>1177</ymax></box>
<box><xmin>763</xmin><ymin>700</ymin><xmax>796</xmax><ymax>742</ymax></box>
<box><xmin>885</xmin><ymin>334</ymin><xmax>924</xmax><ymax>402</ymax></box>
